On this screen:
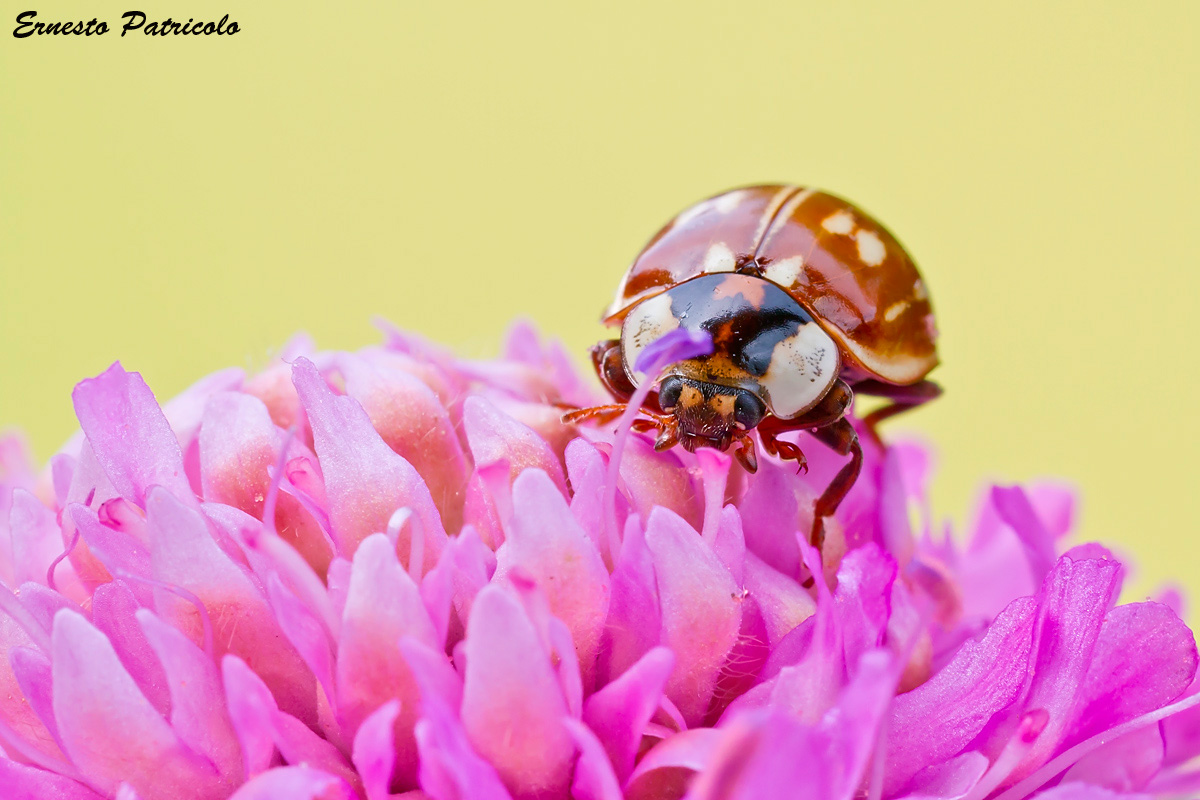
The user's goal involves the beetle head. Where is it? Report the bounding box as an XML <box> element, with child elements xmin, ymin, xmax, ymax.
<box><xmin>656</xmin><ymin>374</ymin><xmax>766</xmax><ymax>452</ymax></box>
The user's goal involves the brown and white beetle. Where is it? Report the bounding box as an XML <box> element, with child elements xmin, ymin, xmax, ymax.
<box><xmin>563</xmin><ymin>185</ymin><xmax>941</xmax><ymax>544</ymax></box>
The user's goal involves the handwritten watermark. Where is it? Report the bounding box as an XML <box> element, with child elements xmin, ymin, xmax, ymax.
<box><xmin>13</xmin><ymin>11</ymin><xmax>240</xmax><ymax>38</ymax></box>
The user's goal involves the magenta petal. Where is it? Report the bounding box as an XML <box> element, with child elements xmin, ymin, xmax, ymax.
<box><xmin>292</xmin><ymin>357</ymin><xmax>447</xmax><ymax>565</ymax></box>
<box><xmin>898</xmin><ymin>750</ymin><xmax>989</xmax><ymax>800</ymax></box>
<box><xmin>1009</xmin><ymin>555</ymin><xmax>1123</xmax><ymax>782</ymax></box>
<box><xmin>834</xmin><ymin>543</ymin><xmax>897</xmax><ymax>666</ymax></box>
<box><xmin>338</xmin><ymin>533</ymin><xmax>437</xmax><ymax>787</ymax></box>
<box><xmin>626</xmin><ymin>728</ymin><xmax>724</xmax><ymax>791</ymax></box>
<box><xmin>1028</xmin><ymin>783</ymin><xmax>1152</xmax><ymax>800</ymax></box>
<box><xmin>885</xmin><ymin>596</ymin><xmax>1038</xmax><ymax>796</ymax></box>
<box><xmin>564</xmin><ymin>718</ymin><xmax>622</xmax><ymax>800</ymax></box>
<box><xmin>352</xmin><ymin>700</ymin><xmax>402</xmax><ymax>800</ymax></box>
<box><xmin>1070</xmin><ymin>601</ymin><xmax>1197</xmax><ymax>742</ymax></box>
<box><xmin>1060</xmin><ymin>725</ymin><xmax>1164</xmax><ymax>793</ymax></box>
<box><xmin>582</xmin><ymin>646</ymin><xmax>674</xmax><ymax>783</ymax></box>
<box><xmin>819</xmin><ymin>649</ymin><xmax>896</xmax><ymax>799</ymax></box>
<box><xmin>71</xmin><ymin>362</ymin><xmax>191</xmax><ymax>508</ymax></box>
<box><xmin>51</xmin><ymin>610</ymin><xmax>222</xmax><ymax>800</ymax></box>
<box><xmin>463</xmin><ymin>396</ymin><xmax>567</xmax><ymax>494</ymax></box>
<box><xmin>0</xmin><ymin>758</ymin><xmax>105</xmax><ymax>800</ymax></box>
<box><xmin>461</xmin><ymin>584</ymin><xmax>574</xmax><ymax>799</ymax></box>
<box><xmin>687</xmin><ymin>711</ymin><xmax>831</xmax><ymax>800</ymax></box>
<box><xmin>742</xmin><ymin>552</ymin><xmax>815</xmax><ymax>648</ymax></box>
<box><xmin>495</xmin><ymin>469</ymin><xmax>610</xmax><ymax>689</ymax></box>
<box><xmin>565</xmin><ymin>438</ymin><xmax>608</xmax><ymax>556</ymax></box>
<box><xmin>990</xmin><ymin>486</ymin><xmax>1057</xmax><ymax>587</ymax></box>
<box><xmin>738</xmin><ymin>456</ymin><xmax>802</xmax><ymax>577</ymax></box>
<box><xmin>644</xmin><ymin>507</ymin><xmax>741</xmax><ymax>725</ymax></box>
<box><xmin>226</xmin><ymin>767</ymin><xmax>355</xmax><ymax>800</ymax></box>
<box><xmin>145</xmin><ymin>487</ymin><xmax>317</xmax><ymax>727</ymax></box>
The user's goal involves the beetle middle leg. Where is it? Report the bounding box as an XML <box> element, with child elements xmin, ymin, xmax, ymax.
<box><xmin>852</xmin><ymin>378</ymin><xmax>942</xmax><ymax>447</ymax></box>
<box><xmin>807</xmin><ymin>417</ymin><xmax>863</xmax><ymax>550</ymax></box>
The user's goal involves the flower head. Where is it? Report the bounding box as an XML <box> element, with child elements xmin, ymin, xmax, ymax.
<box><xmin>0</xmin><ymin>319</ymin><xmax>1196</xmax><ymax>800</ymax></box>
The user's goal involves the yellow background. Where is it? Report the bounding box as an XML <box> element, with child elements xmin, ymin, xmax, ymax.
<box><xmin>2</xmin><ymin>3</ymin><xmax>1196</xmax><ymax>601</ymax></box>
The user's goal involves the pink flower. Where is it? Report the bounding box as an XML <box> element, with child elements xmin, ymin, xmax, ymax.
<box><xmin>0</xmin><ymin>319</ymin><xmax>1197</xmax><ymax>800</ymax></box>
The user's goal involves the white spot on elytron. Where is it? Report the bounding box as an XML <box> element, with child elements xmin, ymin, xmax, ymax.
<box><xmin>821</xmin><ymin>211</ymin><xmax>855</xmax><ymax>235</ymax></box>
<box><xmin>883</xmin><ymin>300</ymin><xmax>909</xmax><ymax>323</ymax></box>
<box><xmin>763</xmin><ymin>255</ymin><xmax>803</xmax><ymax>288</ymax></box>
<box><xmin>913</xmin><ymin>279</ymin><xmax>928</xmax><ymax>301</ymax></box>
<box><xmin>713</xmin><ymin>190</ymin><xmax>747</xmax><ymax>214</ymax></box>
<box><xmin>702</xmin><ymin>242</ymin><xmax>736</xmax><ymax>273</ymax></box>
<box><xmin>760</xmin><ymin>323</ymin><xmax>840</xmax><ymax>419</ymax></box>
<box><xmin>856</xmin><ymin>231</ymin><xmax>886</xmax><ymax>266</ymax></box>
<box><xmin>620</xmin><ymin>292</ymin><xmax>682</xmax><ymax>386</ymax></box>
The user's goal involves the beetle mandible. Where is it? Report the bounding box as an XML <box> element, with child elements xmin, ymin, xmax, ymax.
<box><xmin>563</xmin><ymin>185</ymin><xmax>941</xmax><ymax>546</ymax></box>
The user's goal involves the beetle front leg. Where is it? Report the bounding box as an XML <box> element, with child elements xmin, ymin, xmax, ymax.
<box><xmin>755</xmin><ymin>379</ymin><xmax>855</xmax><ymax>473</ymax></box>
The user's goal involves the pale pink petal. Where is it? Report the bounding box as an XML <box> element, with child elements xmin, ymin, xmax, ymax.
<box><xmin>51</xmin><ymin>610</ymin><xmax>223</xmax><ymax>800</ymax></box>
<box><xmin>71</xmin><ymin>363</ymin><xmax>191</xmax><ymax>508</ymax></box>
<box><xmin>161</xmin><ymin>367</ymin><xmax>245</xmax><ymax>495</ymax></box>
<box><xmin>564</xmin><ymin>438</ymin><xmax>609</xmax><ymax>555</ymax></box>
<box><xmin>338</xmin><ymin>533</ymin><xmax>438</xmax><ymax>788</ymax></box>
<box><xmin>645</xmin><ymin>507</ymin><xmax>741</xmax><ymax>726</ymax></box>
<box><xmin>617</xmin><ymin>435</ymin><xmax>702</xmax><ymax>532</ymax></box>
<box><xmin>145</xmin><ymin>486</ymin><xmax>317</xmax><ymax>726</ymax></box>
<box><xmin>68</xmin><ymin>504</ymin><xmax>149</xmax><ymax>599</ymax></box>
<box><xmin>221</xmin><ymin>655</ymin><xmax>280</xmax><ymax>777</ymax></box>
<box><xmin>266</xmin><ymin>573</ymin><xmax>336</xmax><ymax>716</ymax></box>
<box><xmin>136</xmin><ymin>609</ymin><xmax>243</xmax><ymax>788</ymax></box>
<box><xmin>413</xmin><ymin>691</ymin><xmax>513</xmax><ymax>800</ymax></box>
<box><xmin>9</xmin><ymin>646</ymin><xmax>57</xmax><ymax>745</ymax></box>
<box><xmin>503</xmin><ymin>319</ymin><xmax>598</xmax><ymax>408</ymax></box>
<box><xmin>461</xmin><ymin>584</ymin><xmax>574</xmax><ymax>799</ymax></box>
<box><xmin>90</xmin><ymin>581</ymin><xmax>171</xmax><ymax>717</ymax></box>
<box><xmin>292</xmin><ymin>357</ymin><xmax>446</xmax><ymax>566</ymax></box>
<box><xmin>226</xmin><ymin>766</ymin><xmax>356</xmax><ymax>800</ymax></box>
<box><xmin>463</xmin><ymin>396</ymin><xmax>566</xmax><ymax>494</ymax></box>
<box><xmin>339</xmin><ymin>353</ymin><xmax>468</xmax><ymax>534</ymax></box>
<box><xmin>898</xmin><ymin>751</ymin><xmax>989</xmax><ymax>799</ymax></box>
<box><xmin>582</xmin><ymin>646</ymin><xmax>674</xmax><ymax>783</ymax></box>
<box><xmin>1029</xmin><ymin>783</ymin><xmax>1152</xmax><ymax>800</ymax></box>
<box><xmin>495</xmin><ymin>469</ymin><xmax>610</xmax><ymax>690</ymax></box>
<box><xmin>10</xmin><ymin>489</ymin><xmax>67</xmax><ymax>588</ymax></box>
<box><xmin>352</xmin><ymin>700</ymin><xmax>402</xmax><ymax>800</ymax></box>
<box><xmin>199</xmin><ymin>391</ymin><xmax>333</xmax><ymax>575</ymax></box>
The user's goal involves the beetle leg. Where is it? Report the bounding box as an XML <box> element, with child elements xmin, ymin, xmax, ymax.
<box><xmin>851</xmin><ymin>378</ymin><xmax>942</xmax><ymax>447</ymax></box>
<box><xmin>561</xmin><ymin>404</ymin><xmax>629</xmax><ymax>426</ymax></box>
<box><xmin>755</xmin><ymin>379</ymin><xmax>855</xmax><ymax>473</ymax></box>
<box><xmin>733</xmin><ymin>431</ymin><xmax>758</xmax><ymax>472</ymax></box>
<box><xmin>590</xmin><ymin>339</ymin><xmax>638</xmax><ymax>403</ymax></box>
<box><xmin>807</xmin><ymin>417</ymin><xmax>863</xmax><ymax>550</ymax></box>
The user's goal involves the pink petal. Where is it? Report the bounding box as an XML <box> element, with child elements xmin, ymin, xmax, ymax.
<box><xmin>9</xmin><ymin>645</ymin><xmax>58</xmax><ymax>746</ymax></box>
<box><xmin>338</xmin><ymin>533</ymin><xmax>438</xmax><ymax>787</ymax></box>
<box><xmin>742</xmin><ymin>552</ymin><xmax>815</xmax><ymax>647</ymax></box>
<box><xmin>617</xmin><ymin>435</ymin><xmax>703</xmax><ymax>533</ymax></box>
<box><xmin>582</xmin><ymin>646</ymin><xmax>674</xmax><ymax>783</ymax></box>
<box><xmin>221</xmin><ymin>655</ymin><xmax>280</xmax><ymax>777</ymax></box>
<box><xmin>738</xmin><ymin>456</ymin><xmax>801</xmax><ymax>578</ymax></box>
<box><xmin>136</xmin><ymin>609</ymin><xmax>242</xmax><ymax>788</ymax></box>
<box><xmin>162</xmin><ymin>367</ymin><xmax>245</xmax><ymax>496</ymax></box>
<box><xmin>626</xmin><ymin>728</ymin><xmax>724</xmax><ymax>797</ymax></box>
<box><xmin>51</xmin><ymin>610</ymin><xmax>223</xmax><ymax>800</ymax></box>
<box><xmin>645</xmin><ymin>507</ymin><xmax>741</xmax><ymax>726</ymax></box>
<box><xmin>145</xmin><ymin>487</ymin><xmax>317</xmax><ymax>727</ymax></box>
<box><xmin>292</xmin><ymin>357</ymin><xmax>446</xmax><ymax>566</ymax></box>
<box><xmin>9</xmin><ymin>490</ymin><xmax>68</xmax><ymax>589</ymax></box>
<box><xmin>463</xmin><ymin>396</ymin><xmax>566</xmax><ymax>494</ymax></box>
<box><xmin>352</xmin><ymin>700</ymin><xmax>402</xmax><ymax>800</ymax></box>
<box><xmin>266</xmin><ymin>573</ymin><xmax>336</xmax><ymax>717</ymax></box>
<box><xmin>564</xmin><ymin>438</ymin><xmax>609</xmax><ymax>556</ymax></box>
<box><xmin>564</xmin><ymin>718</ymin><xmax>622</xmax><ymax>800</ymax></box>
<box><xmin>885</xmin><ymin>596</ymin><xmax>1038</xmax><ymax>796</ymax></box>
<box><xmin>461</xmin><ymin>584</ymin><xmax>574</xmax><ymax>799</ymax></box>
<box><xmin>339</xmin><ymin>353</ymin><xmax>468</xmax><ymax>534</ymax></box>
<box><xmin>687</xmin><ymin>711</ymin><xmax>832</xmax><ymax>800</ymax></box>
<box><xmin>495</xmin><ymin>469</ymin><xmax>610</xmax><ymax>689</ymax></box>
<box><xmin>226</xmin><ymin>767</ymin><xmax>356</xmax><ymax>800</ymax></box>
<box><xmin>71</xmin><ymin>363</ymin><xmax>191</xmax><ymax>508</ymax></box>
<box><xmin>1028</xmin><ymin>783</ymin><xmax>1152</xmax><ymax>800</ymax></box>
<box><xmin>503</xmin><ymin>319</ymin><xmax>598</xmax><ymax>408</ymax></box>
<box><xmin>68</xmin><ymin>504</ymin><xmax>150</xmax><ymax>599</ymax></box>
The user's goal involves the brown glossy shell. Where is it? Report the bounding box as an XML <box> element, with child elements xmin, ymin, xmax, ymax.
<box><xmin>604</xmin><ymin>185</ymin><xmax>938</xmax><ymax>385</ymax></box>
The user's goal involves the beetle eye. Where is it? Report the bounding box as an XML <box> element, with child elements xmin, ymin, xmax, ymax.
<box><xmin>734</xmin><ymin>391</ymin><xmax>766</xmax><ymax>430</ymax></box>
<box><xmin>658</xmin><ymin>376</ymin><xmax>684</xmax><ymax>411</ymax></box>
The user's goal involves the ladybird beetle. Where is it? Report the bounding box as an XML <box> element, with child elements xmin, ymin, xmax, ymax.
<box><xmin>563</xmin><ymin>185</ymin><xmax>941</xmax><ymax>545</ymax></box>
